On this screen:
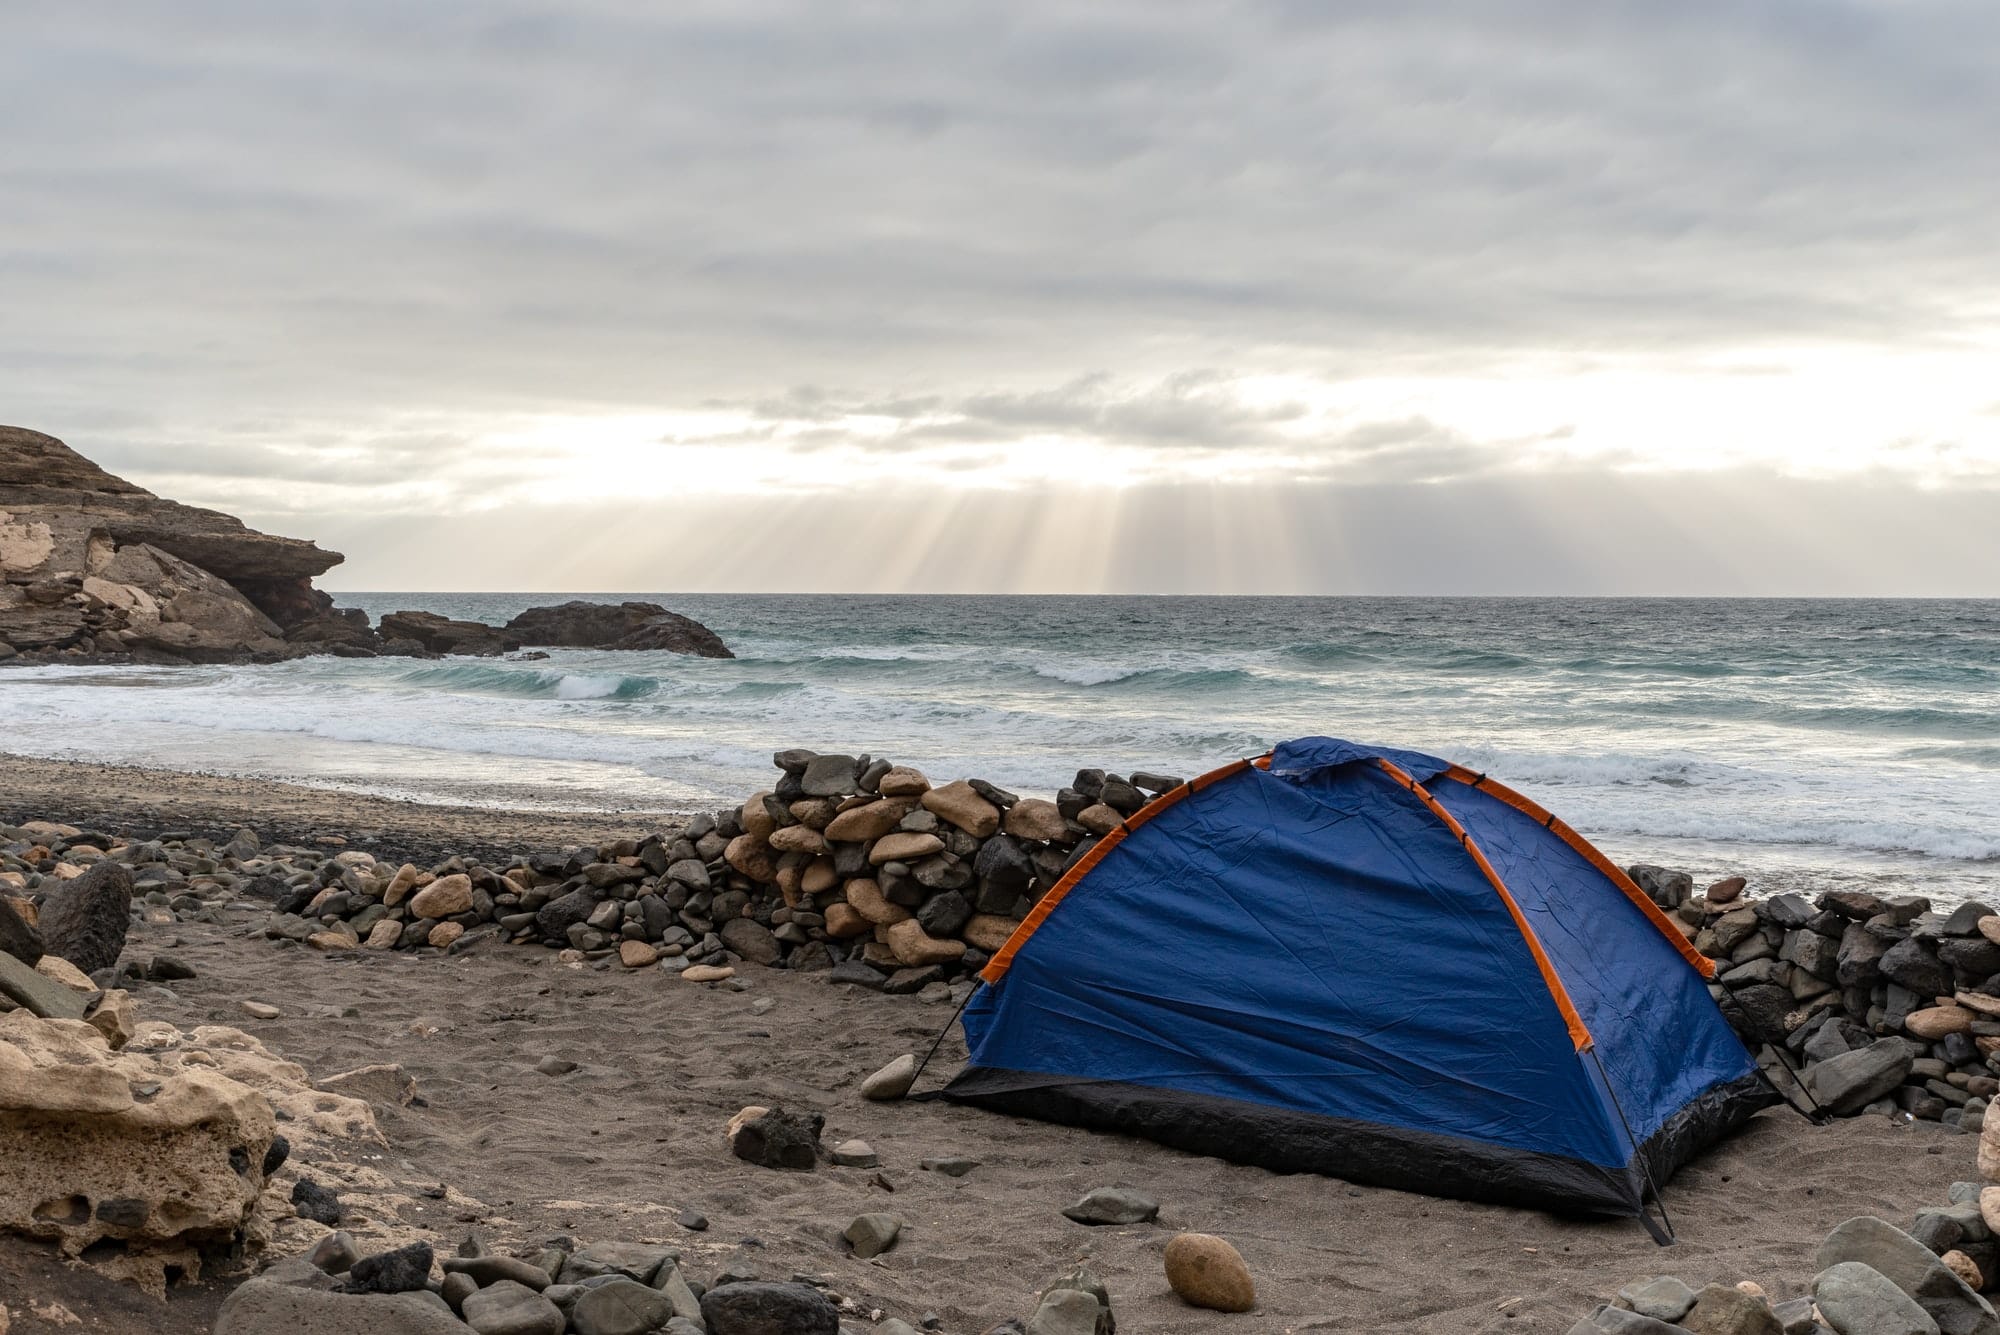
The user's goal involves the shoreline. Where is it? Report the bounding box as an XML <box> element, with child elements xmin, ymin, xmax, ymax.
<box><xmin>0</xmin><ymin>752</ymin><xmax>693</xmax><ymax>866</ymax></box>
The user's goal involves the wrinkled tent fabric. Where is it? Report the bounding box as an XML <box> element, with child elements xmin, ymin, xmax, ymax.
<box><xmin>943</xmin><ymin>736</ymin><xmax>1773</xmax><ymax>1219</ymax></box>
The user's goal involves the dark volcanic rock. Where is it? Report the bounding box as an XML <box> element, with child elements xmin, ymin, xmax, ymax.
<box><xmin>0</xmin><ymin>897</ymin><xmax>43</xmax><ymax>966</ymax></box>
<box><xmin>1880</xmin><ymin>938</ymin><xmax>1952</xmax><ymax>998</ymax></box>
<box><xmin>292</xmin><ymin>1178</ymin><xmax>344</xmax><ymax>1226</ymax></box>
<box><xmin>699</xmin><ymin>1281</ymin><xmax>840</xmax><ymax>1335</ymax></box>
<box><xmin>345</xmin><ymin>1242</ymin><xmax>433</xmax><ymax>1294</ymax></box>
<box><xmin>36</xmin><ymin>860</ymin><xmax>132</xmax><ymax>973</ymax></box>
<box><xmin>728</xmin><ymin>1108</ymin><xmax>824</xmax><ymax>1170</ymax></box>
<box><xmin>535</xmin><ymin>886</ymin><xmax>603</xmax><ymax>942</ymax></box>
<box><xmin>377</xmin><ymin>610</ymin><xmax>519</xmax><ymax>656</ymax></box>
<box><xmin>501</xmin><ymin>600</ymin><xmax>732</xmax><ymax>658</ymax></box>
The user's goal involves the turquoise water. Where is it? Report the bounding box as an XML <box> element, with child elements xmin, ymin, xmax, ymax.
<box><xmin>3</xmin><ymin>596</ymin><xmax>1996</xmax><ymax>903</ymax></box>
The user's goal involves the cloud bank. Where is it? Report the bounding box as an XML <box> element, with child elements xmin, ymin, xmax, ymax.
<box><xmin>3</xmin><ymin>1</ymin><xmax>1997</xmax><ymax>591</ymax></box>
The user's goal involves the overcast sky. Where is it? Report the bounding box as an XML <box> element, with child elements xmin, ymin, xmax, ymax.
<box><xmin>4</xmin><ymin>1</ymin><xmax>1998</xmax><ymax>593</ymax></box>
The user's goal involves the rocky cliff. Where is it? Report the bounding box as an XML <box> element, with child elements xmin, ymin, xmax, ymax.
<box><xmin>1</xmin><ymin>426</ymin><xmax>731</xmax><ymax>665</ymax></box>
<box><xmin>0</xmin><ymin>426</ymin><xmax>347</xmax><ymax>663</ymax></box>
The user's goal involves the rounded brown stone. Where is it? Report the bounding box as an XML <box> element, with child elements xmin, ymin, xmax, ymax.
<box><xmin>1164</xmin><ymin>1233</ymin><xmax>1255</xmax><ymax>1313</ymax></box>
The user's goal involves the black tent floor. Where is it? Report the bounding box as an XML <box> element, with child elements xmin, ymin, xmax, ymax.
<box><xmin>939</xmin><ymin>1066</ymin><xmax>1778</xmax><ymax>1222</ymax></box>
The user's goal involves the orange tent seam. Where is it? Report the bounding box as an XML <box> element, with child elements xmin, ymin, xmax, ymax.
<box><xmin>1375</xmin><ymin>758</ymin><xmax>1596</xmax><ymax>1053</ymax></box>
<box><xmin>1439</xmin><ymin>764</ymin><xmax>1716</xmax><ymax>980</ymax></box>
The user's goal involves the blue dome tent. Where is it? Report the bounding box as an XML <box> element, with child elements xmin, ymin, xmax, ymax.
<box><xmin>940</xmin><ymin>737</ymin><xmax>1776</xmax><ymax>1235</ymax></box>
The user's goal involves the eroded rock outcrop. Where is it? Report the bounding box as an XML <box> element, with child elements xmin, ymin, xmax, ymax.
<box><xmin>3</xmin><ymin>427</ymin><xmax>732</xmax><ymax>664</ymax></box>
<box><xmin>0</xmin><ymin>425</ymin><xmax>346</xmax><ymax>662</ymax></box>
<box><xmin>0</xmin><ymin>1010</ymin><xmax>278</xmax><ymax>1293</ymax></box>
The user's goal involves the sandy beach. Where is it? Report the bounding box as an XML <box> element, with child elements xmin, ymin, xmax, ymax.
<box><xmin>0</xmin><ymin>754</ymin><xmax>693</xmax><ymax>865</ymax></box>
<box><xmin>0</xmin><ymin>751</ymin><xmax>1979</xmax><ymax>1333</ymax></box>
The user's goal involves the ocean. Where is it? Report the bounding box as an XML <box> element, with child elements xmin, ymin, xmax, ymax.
<box><xmin>3</xmin><ymin>595</ymin><xmax>1997</xmax><ymax>905</ymax></box>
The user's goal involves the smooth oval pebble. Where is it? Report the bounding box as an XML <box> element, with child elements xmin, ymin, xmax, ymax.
<box><xmin>1164</xmin><ymin>1232</ymin><xmax>1255</xmax><ymax>1313</ymax></box>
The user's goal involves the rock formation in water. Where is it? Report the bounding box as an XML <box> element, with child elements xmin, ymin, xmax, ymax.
<box><xmin>504</xmin><ymin>600</ymin><xmax>734</xmax><ymax>658</ymax></box>
<box><xmin>0</xmin><ymin>426</ymin><xmax>731</xmax><ymax>664</ymax></box>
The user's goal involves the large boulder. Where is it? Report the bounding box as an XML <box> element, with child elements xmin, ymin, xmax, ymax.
<box><xmin>1815</xmin><ymin>1261</ymin><xmax>1942</xmax><ymax>1335</ymax></box>
<box><xmin>36</xmin><ymin>860</ymin><xmax>132</xmax><ymax>974</ymax></box>
<box><xmin>1815</xmin><ymin>1216</ymin><xmax>2000</xmax><ymax>1335</ymax></box>
<box><xmin>214</xmin><ymin>1278</ymin><xmax>469</xmax><ymax>1334</ymax></box>
<box><xmin>501</xmin><ymin>600</ymin><xmax>732</xmax><ymax>657</ymax></box>
<box><xmin>0</xmin><ymin>1011</ymin><xmax>277</xmax><ymax>1293</ymax></box>
<box><xmin>1806</xmin><ymin>1038</ymin><xmax>1914</xmax><ymax>1116</ymax></box>
<box><xmin>698</xmin><ymin>1281</ymin><xmax>840</xmax><ymax>1335</ymax></box>
<box><xmin>377</xmin><ymin>610</ymin><xmax>519</xmax><ymax>656</ymax></box>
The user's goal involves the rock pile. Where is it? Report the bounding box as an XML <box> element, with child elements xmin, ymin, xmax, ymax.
<box><xmin>1572</xmin><ymin>1213</ymin><xmax>2000</xmax><ymax>1333</ymax></box>
<box><xmin>169</xmin><ymin>752</ymin><xmax>1186</xmax><ymax>996</ymax></box>
<box><xmin>1650</xmin><ymin>868</ymin><xmax>2000</xmax><ymax>1132</ymax></box>
<box><xmin>220</xmin><ymin>1224</ymin><xmax>1118</xmax><ymax>1335</ymax></box>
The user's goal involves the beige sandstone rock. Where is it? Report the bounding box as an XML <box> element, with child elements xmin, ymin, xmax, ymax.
<box><xmin>426</xmin><ymin>921</ymin><xmax>464</xmax><ymax>949</ymax></box>
<box><xmin>306</xmin><ymin>930</ymin><xmax>358</xmax><ymax>952</ymax></box>
<box><xmin>1164</xmin><ymin>1232</ymin><xmax>1256</xmax><ymax>1312</ymax></box>
<box><xmin>877</xmin><ymin>766</ymin><xmax>930</xmax><ymax>797</ymax></box>
<box><xmin>739</xmin><ymin>793</ymin><xmax>777</xmax><ymax>841</ymax></box>
<box><xmin>787</xmin><ymin>798</ymin><xmax>839</xmax><ymax>830</ymax></box>
<box><xmin>363</xmin><ymin>920</ymin><xmax>402</xmax><ymax>949</ymax></box>
<box><xmin>921</xmin><ymin>780</ymin><xmax>1001</xmax><ymax>837</ymax></box>
<box><xmin>776</xmin><ymin>863</ymin><xmax>805</xmax><ymax>908</ymax></box>
<box><xmin>1076</xmin><ymin>803</ymin><xmax>1123</xmax><ymax>835</ymax></box>
<box><xmin>85</xmin><ymin>991</ymin><xmax>135</xmax><ymax>1049</ymax></box>
<box><xmin>619</xmin><ymin>940</ymin><xmax>659</xmax><ymax>968</ymax></box>
<box><xmin>843</xmin><ymin>878</ymin><xmax>912</xmax><ymax>926</ymax></box>
<box><xmin>408</xmin><ymin>873</ymin><xmax>472</xmax><ymax>919</ymax></box>
<box><xmin>870</xmin><ymin>832</ymin><xmax>945</xmax><ymax>866</ymax></box>
<box><xmin>34</xmin><ymin>955</ymin><xmax>97</xmax><ymax>994</ymax></box>
<box><xmin>1957</xmin><ymin>992</ymin><xmax>2000</xmax><ymax>1017</ymax></box>
<box><xmin>1981</xmin><ymin>916</ymin><xmax>2000</xmax><ymax>948</ymax></box>
<box><xmin>861</xmin><ymin>1055</ymin><xmax>917</xmax><ymax>1102</ymax></box>
<box><xmin>886</xmin><ymin>920</ymin><xmax>966</xmax><ymax>967</ymax></box>
<box><xmin>961</xmin><ymin>914</ymin><xmax>1021</xmax><ymax>953</ymax></box>
<box><xmin>724</xmin><ymin>834</ymin><xmax>777</xmax><ymax>883</ymax></box>
<box><xmin>1906</xmin><ymin>1005</ymin><xmax>1975</xmax><ymax>1039</ymax></box>
<box><xmin>823</xmin><ymin>903</ymin><xmax>871</xmax><ymax>938</ymax></box>
<box><xmin>381</xmin><ymin>864</ymin><xmax>423</xmax><ymax>906</ymax></box>
<box><xmin>824</xmin><ymin>798</ymin><xmax>916</xmax><ymax>843</ymax></box>
<box><xmin>801</xmin><ymin>858</ymin><xmax>838</xmax><ymax>895</ymax></box>
<box><xmin>1945</xmin><ymin>1249</ymin><xmax>1985</xmax><ymax>1290</ymax></box>
<box><xmin>682</xmin><ymin>965</ymin><xmax>734</xmax><ymax>983</ymax></box>
<box><xmin>0</xmin><ymin>1012</ymin><xmax>277</xmax><ymax>1293</ymax></box>
<box><xmin>1980</xmin><ymin>1109</ymin><xmax>2000</xmax><ymax>1181</ymax></box>
<box><xmin>767</xmin><ymin>825</ymin><xmax>827</xmax><ymax>856</ymax></box>
<box><xmin>1003</xmin><ymin>798</ymin><xmax>1068</xmax><ymax>842</ymax></box>
<box><xmin>1982</xmin><ymin>1186</ymin><xmax>2000</xmax><ymax>1233</ymax></box>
